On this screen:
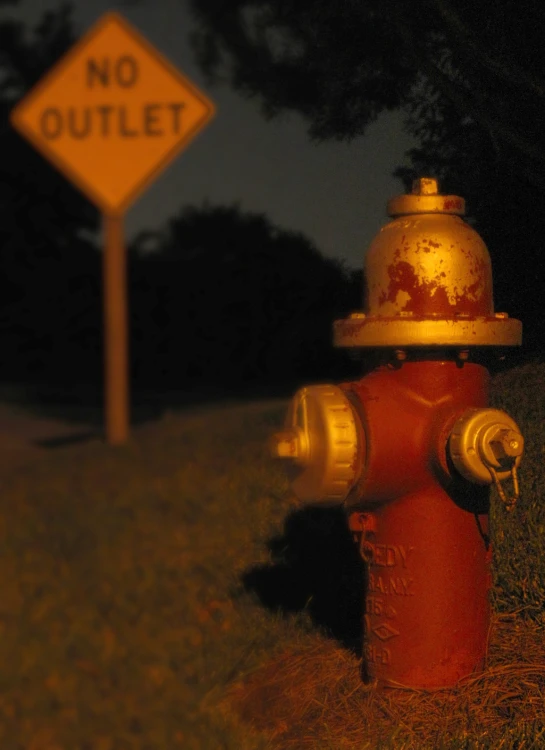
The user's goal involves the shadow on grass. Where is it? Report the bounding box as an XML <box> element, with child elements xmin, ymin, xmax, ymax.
<box><xmin>0</xmin><ymin>378</ymin><xmax>306</xmax><ymax>428</ymax></box>
<box><xmin>242</xmin><ymin>505</ymin><xmax>365</xmax><ymax>656</ymax></box>
<box><xmin>32</xmin><ymin>430</ymin><xmax>101</xmax><ymax>449</ymax></box>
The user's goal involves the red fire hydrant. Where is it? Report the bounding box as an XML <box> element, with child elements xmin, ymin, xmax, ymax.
<box><xmin>271</xmin><ymin>178</ymin><xmax>524</xmax><ymax>689</ymax></box>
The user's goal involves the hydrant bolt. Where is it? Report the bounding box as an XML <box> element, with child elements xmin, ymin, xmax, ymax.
<box><xmin>271</xmin><ymin>430</ymin><xmax>300</xmax><ymax>459</ymax></box>
<box><xmin>489</xmin><ymin>428</ymin><xmax>524</xmax><ymax>462</ymax></box>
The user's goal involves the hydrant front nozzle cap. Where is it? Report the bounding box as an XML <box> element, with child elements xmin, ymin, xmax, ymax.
<box><xmin>272</xmin><ymin>384</ymin><xmax>363</xmax><ymax>504</ymax></box>
<box><xmin>387</xmin><ymin>176</ymin><xmax>466</xmax><ymax>217</ymax></box>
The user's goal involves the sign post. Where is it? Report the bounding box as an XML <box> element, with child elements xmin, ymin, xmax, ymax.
<box><xmin>104</xmin><ymin>214</ymin><xmax>128</xmax><ymax>444</ymax></box>
<box><xmin>10</xmin><ymin>12</ymin><xmax>215</xmax><ymax>444</ymax></box>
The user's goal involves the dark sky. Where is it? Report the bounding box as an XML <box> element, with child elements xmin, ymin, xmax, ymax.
<box><xmin>7</xmin><ymin>0</ymin><xmax>417</xmax><ymax>271</ymax></box>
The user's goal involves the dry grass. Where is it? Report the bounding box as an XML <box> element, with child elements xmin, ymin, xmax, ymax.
<box><xmin>224</xmin><ymin>612</ymin><xmax>545</xmax><ymax>749</ymax></box>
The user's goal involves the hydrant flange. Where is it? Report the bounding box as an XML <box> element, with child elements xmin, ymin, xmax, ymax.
<box><xmin>334</xmin><ymin>314</ymin><xmax>522</xmax><ymax>348</ymax></box>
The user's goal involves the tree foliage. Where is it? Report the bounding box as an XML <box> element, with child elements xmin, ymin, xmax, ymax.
<box><xmin>188</xmin><ymin>0</ymin><xmax>545</xmax><ymax>192</ymax></box>
<box><xmin>129</xmin><ymin>203</ymin><xmax>360</xmax><ymax>386</ymax></box>
<box><xmin>0</xmin><ymin>2</ymin><xmax>102</xmax><ymax>382</ymax></box>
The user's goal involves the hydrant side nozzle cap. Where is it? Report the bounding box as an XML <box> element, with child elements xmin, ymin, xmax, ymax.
<box><xmin>449</xmin><ymin>408</ymin><xmax>524</xmax><ymax>485</ymax></box>
<box><xmin>387</xmin><ymin>176</ymin><xmax>466</xmax><ymax>217</ymax></box>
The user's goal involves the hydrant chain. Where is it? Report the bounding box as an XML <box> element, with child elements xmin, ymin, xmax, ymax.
<box><xmin>490</xmin><ymin>464</ymin><xmax>520</xmax><ymax>512</ymax></box>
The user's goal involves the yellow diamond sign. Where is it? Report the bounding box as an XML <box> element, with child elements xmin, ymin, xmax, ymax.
<box><xmin>10</xmin><ymin>12</ymin><xmax>215</xmax><ymax>215</ymax></box>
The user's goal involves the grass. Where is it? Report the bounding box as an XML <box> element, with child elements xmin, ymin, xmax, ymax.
<box><xmin>0</xmin><ymin>362</ymin><xmax>543</xmax><ymax>749</ymax></box>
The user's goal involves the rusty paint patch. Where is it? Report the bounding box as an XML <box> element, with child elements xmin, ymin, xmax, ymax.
<box><xmin>419</xmin><ymin>238</ymin><xmax>441</xmax><ymax>253</ymax></box>
<box><xmin>377</xmin><ymin>258</ymin><xmax>491</xmax><ymax>316</ymax></box>
<box><xmin>443</xmin><ymin>198</ymin><xmax>463</xmax><ymax>211</ymax></box>
<box><xmin>463</xmin><ymin>258</ymin><xmax>491</xmax><ymax>303</ymax></box>
<box><xmin>378</xmin><ymin>261</ymin><xmax>451</xmax><ymax>314</ymax></box>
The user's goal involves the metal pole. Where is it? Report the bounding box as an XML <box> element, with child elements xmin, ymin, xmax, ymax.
<box><xmin>103</xmin><ymin>213</ymin><xmax>129</xmax><ymax>445</ymax></box>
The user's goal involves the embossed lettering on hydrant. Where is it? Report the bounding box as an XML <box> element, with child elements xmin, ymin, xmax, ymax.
<box><xmin>368</xmin><ymin>573</ymin><xmax>415</xmax><ymax>596</ymax></box>
<box><xmin>365</xmin><ymin>597</ymin><xmax>398</xmax><ymax>618</ymax></box>
<box><xmin>364</xmin><ymin>644</ymin><xmax>391</xmax><ymax>665</ymax></box>
<box><xmin>360</xmin><ymin>541</ymin><xmax>415</xmax><ymax>569</ymax></box>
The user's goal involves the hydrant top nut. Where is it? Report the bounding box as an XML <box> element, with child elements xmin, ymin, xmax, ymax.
<box><xmin>412</xmin><ymin>177</ymin><xmax>438</xmax><ymax>195</ymax></box>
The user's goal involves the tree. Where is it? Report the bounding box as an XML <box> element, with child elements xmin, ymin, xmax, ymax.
<box><xmin>188</xmin><ymin>0</ymin><xmax>545</xmax><ymax>192</ymax></box>
<box><xmin>129</xmin><ymin>203</ymin><xmax>360</xmax><ymax>387</ymax></box>
<box><xmin>0</xmin><ymin>3</ymin><xmax>102</xmax><ymax>382</ymax></box>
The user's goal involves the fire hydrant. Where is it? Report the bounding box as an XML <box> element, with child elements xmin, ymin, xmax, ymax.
<box><xmin>271</xmin><ymin>178</ymin><xmax>524</xmax><ymax>690</ymax></box>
